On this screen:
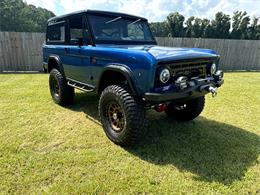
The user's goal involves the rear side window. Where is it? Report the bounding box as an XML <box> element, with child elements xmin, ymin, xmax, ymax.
<box><xmin>46</xmin><ymin>21</ymin><xmax>65</xmax><ymax>43</ymax></box>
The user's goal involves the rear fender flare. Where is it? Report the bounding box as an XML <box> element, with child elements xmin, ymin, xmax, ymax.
<box><xmin>48</xmin><ymin>55</ymin><xmax>65</xmax><ymax>76</ymax></box>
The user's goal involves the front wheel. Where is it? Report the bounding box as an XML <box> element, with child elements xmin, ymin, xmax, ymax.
<box><xmin>99</xmin><ymin>85</ymin><xmax>147</xmax><ymax>146</ymax></box>
<box><xmin>165</xmin><ymin>96</ymin><xmax>205</xmax><ymax>121</ymax></box>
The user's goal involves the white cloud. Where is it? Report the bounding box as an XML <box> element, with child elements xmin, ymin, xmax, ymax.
<box><xmin>24</xmin><ymin>0</ymin><xmax>59</xmax><ymax>14</ymax></box>
<box><xmin>24</xmin><ymin>0</ymin><xmax>260</xmax><ymax>22</ymax></box>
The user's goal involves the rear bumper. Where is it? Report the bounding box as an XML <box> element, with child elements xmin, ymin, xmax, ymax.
<box><xmin>144</xmin><ymin>72</ymin><xmax>224</xmax><ymax>102</ymax></box>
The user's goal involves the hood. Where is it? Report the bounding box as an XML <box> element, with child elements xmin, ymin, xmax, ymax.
<box><xmin>96</xmin><ymin>44</ymin><xmax>219</xmax><ymax>62</ymax></box>
<box><xmin>146</xmin><ymin>46</ymin><xmax>218</xmax><ymax>62</ymax></box>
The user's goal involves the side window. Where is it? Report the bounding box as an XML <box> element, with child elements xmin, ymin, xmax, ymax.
<box><xmin>69</xmin><ymin>16</ymin><xmax>83</xmax><ymax>45</ymax></box>
<box><xmin>46</xmin><ymin>22</ymin><xmax>65</xmax><ymax>43</ymax></box>
<box><xmin>69</xmin><ymin>15</ymin><xmax>91</xmax><ymax>45</ymax></box>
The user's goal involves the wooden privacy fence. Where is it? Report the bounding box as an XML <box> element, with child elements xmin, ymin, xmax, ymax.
<box><xmin>156</xmin><ymin>37</ymin><xmax>260</xmax><ymax>71</ymax></box>
<box><xmin>0</xmin><ymin>31</ymin><xmax>260</xmax><ymax>71</ymax></box>
<box><xmin>0</xmin><ymin>32</ymin><xmax>45</xmax><ymax>72</ymax></box>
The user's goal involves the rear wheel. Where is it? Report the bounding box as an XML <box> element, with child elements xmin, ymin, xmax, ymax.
<box><xmin>99</xmin><ymin>85</ymin><xmax>147</xmax><ymax>146</ymax></box>
<box><xmin>49</xmin><ymin>68</ymin><xmax>74</xmax><ymax>106</ymax></box>
<box><xmin>165</xmin><ymin>96</ymin><xmax>205</xmax><ymax>121</ymax></box>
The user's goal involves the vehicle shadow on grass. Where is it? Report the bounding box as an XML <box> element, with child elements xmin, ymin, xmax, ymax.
<box><xmin>68</xmin><ymin>92</ymin><xmax>259</xmax><ymax>185</ymax></box>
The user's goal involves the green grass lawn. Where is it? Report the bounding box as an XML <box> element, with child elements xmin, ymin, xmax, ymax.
<box><xmin>0</xmin><ymin>73</ymin><xmax>259</xmax><ymax>194</ymax></box>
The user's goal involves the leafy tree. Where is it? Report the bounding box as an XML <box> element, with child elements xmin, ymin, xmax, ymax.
<box><xmin>149</xmin><ymin>22</ymin><xmax>170</xmax><ymax>37</ymax></box>
<box><xmin>184</xmin><ymin>17</ymin><xmax>212</xmax><ymax>38</ymax></box>
<box><xmin>185</xmin><ymin>16</ymin><xmax>195</xmax><ymax>37</ymax></box>
<box><xmin>211</xmin><ymin>12</ymin><xmax>231</xmax><ymax>38</ymax></box>
<box><xmin>166</xmin><ymin>12</ymin><xmax>185</xmax><ymax>37</ymax></box>
<box><xmin>192</xmin><ymin>18</ymin><xmax>203</xmax><ymax>37</ymax></box>
<box><xmin>201</xmin><ymin>19</ymin><xmax>212</xmax><ymax>38</ymax></box>
<box><xmin>0</xmin><ymin>0</ymin><xmax>55</xmax><ymax>32</ymax></box>
<box><xmin>240</xmin><ymin>14</ymin><xmax>251</xmax><ymax>39</ymax></box>
<box><xmin>1</xmin><ymin>1</ymin><xmax>259</xmax><ymax>40</ymax></box>
<box><xmin>230</xmin><ymin>11</ymin><xmax>250</xmax><ymax>39</ymax></box>
<box><xmin>248</xmin><ymin>17</ymin><xmax>260</xmax><ymax>40</ymax></box>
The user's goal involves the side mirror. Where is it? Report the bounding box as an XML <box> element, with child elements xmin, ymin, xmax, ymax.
<box><xmin>70</xmin><ymin>38</ymin><xmax>83</xmax><ymax>46</ymax></box>
<box><xmin>77</xmin><ymin>38</ymin><xmax>83</xmax><ymax>46</ymax></box>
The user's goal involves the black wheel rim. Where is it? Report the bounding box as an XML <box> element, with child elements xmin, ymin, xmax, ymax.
<box><xmin>51</xmin><ymin>77</ymin><xmax>60</xmax><ymax>97</ymax></box>
<box><xmin>106</xmin><ymin>101</ymin><xmax>125</xmax><ymax>132</ymax></box>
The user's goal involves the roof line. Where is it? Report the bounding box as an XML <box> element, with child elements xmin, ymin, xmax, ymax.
<box><xmin>47</xmin><ymin>10</ymin><xmax>147</xmax><ymax>23</ymax></box>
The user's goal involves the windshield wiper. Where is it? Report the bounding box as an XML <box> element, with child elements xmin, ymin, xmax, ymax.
<box><xmin>105</xmin><ymin>16</ymin><xmax>122</xmax><ymax>24</ymax></box>
<box><xmin>129</xmin><ymin>19</ymin><xmax>141</xmax><ymax>25</ymax></box>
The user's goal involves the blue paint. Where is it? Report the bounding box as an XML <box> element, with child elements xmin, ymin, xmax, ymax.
<box><xmin>43</xmin><ymin>43</ymin><xmax>219</xmax><ymax>95</ymax></box>
<box><xmin>43</xmin><ymin>10</ymin><xmax>220</xmax><ymax>97</ymax></box>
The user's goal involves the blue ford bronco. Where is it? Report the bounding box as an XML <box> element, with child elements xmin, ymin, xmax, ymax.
<box><xmin>43</xmin><ymin>10</ymin><xmax>224</xmax><ymax>146</ymax></box>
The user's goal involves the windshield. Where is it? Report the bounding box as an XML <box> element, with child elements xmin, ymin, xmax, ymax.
<box><xmin>88</xmin><ymin>15</ymin><xmax>156</xmax><ymax>44</ymax></box>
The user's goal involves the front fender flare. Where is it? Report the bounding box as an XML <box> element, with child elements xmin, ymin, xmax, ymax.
<box><xmin>98</xmin><ymin>64</ymin><xmax>140</xmax><ymax>96</ymax></box>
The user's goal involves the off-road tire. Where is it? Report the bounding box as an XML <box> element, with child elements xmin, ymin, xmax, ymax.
<box><xmin>165</xmin><ymin>96</ymin><xmax>205</xmax><ymax>121</ymax></box>
<box><xmin>99</xmin><ymin>85</ymin><xmax>147</xmax><ymax>146</ymax></box>
<box><xmin>49</xmin><ymin>68</ymin><xmax>74</xmax><ymax>106</ymax></box>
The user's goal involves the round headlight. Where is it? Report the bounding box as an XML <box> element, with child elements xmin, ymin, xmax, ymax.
<box><xmin>211</xmin><ymin>63</ymin><xmax>217</xmax><ymax>74</ymax></box>
<box><xmin>159</xmin><ymin>68</ymin><xmax>171</xmax><ymax>83</ymax></box>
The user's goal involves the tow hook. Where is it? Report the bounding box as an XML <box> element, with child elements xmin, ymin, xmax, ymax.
<box><xmin>154</xmin><ymin>103</ymin><xmax>168</xmax><ymax>112</ymax></box>
<box><xmin>208</xmin><ymin>86</ymin><xmax>218</xmax><ymax>97</ymax></box>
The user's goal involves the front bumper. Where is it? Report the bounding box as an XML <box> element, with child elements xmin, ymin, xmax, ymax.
<box><xmin>144</xmin><ymin>71</ymin><xmax>224</xmax><ymax>102</ymax></box>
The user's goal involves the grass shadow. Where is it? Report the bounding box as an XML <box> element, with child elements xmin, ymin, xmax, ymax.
<box><xmin>68</xmin><ymin>92</ymin><xmax>260</xmax><ymax>185</ymax></box>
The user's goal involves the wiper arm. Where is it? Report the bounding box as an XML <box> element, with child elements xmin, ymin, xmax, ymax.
<box><xmin>105</xmin><ymin>16</ymin><xmax>122</xmax><ymax>24</ymax></box>
<box><xmin>129</xmin><ymin>19</ymin><xmax>141</xmax><ymax>25</ymax></box>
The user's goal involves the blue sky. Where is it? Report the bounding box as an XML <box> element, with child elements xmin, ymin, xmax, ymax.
<box><xmin>24</xmin><ymin>0</ymin><xmax>260</xmax><ymax>22</ymax></box>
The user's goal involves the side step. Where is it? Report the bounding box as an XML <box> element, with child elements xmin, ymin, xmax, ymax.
<box><xmin>67</xmin><ymin>80</ymin><xmax>94</xmax><ymax>93</ymax></box>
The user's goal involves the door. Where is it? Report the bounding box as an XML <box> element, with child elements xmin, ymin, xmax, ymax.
<box><xmin>63</xmin><ymin>14</ymin><xmax>92</xmax><ymax>84</ymax></box>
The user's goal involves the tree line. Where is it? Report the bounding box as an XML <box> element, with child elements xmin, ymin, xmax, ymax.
<box><xmin>150</xmin><ymin>11</ymin><xmax>260</xmax><ymax>40</ymax></box>
<box><xmin>0</xmin><ymin>0</ymin><xmax>55</xmax><ymax>32</ymax></box>
<box><xmin>0</xmin><ymin>0</ymin><xmax>259</xmax><ymax>40</ymax></box>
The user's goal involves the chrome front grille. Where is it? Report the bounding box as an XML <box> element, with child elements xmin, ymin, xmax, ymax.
<box><xmin>170</xmin><ymin>63</ymin><xmax>207</xmax><ymax>78</ymax></box>
<box><xmin>155</xmin><ymin>59</ymin><xmax>214</xmax><ymax>87</ymax></box>
<box><xmin>160</xmin><ymin>60</ymin><xmax>213</xmax><ymax>79</ymax></box>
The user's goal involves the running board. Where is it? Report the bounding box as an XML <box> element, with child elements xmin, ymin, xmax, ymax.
<box><xmin>67</xmin><ymin>80</ymin><xmax>94</xmax><ymax>92</ymax></box>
